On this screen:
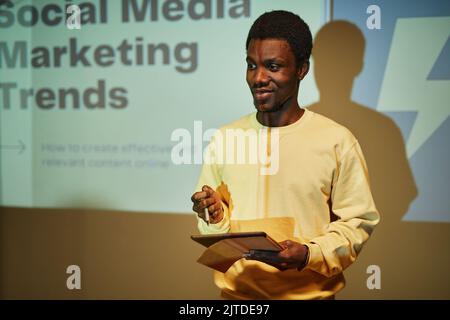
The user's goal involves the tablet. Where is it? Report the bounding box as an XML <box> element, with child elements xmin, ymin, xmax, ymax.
<box><xmin>191</xmin><ymin>231</ymin><xmax>283</xmax><ymax>251</ymax></box>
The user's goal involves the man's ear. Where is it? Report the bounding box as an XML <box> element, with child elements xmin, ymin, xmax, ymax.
<box><xmin>297</xmin><ymin>61</ymin><xmax>310</xmax><ymax>81</ymax></box>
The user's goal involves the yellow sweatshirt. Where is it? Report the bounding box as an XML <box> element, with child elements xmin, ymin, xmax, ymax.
<box><xmin>195</xmin><ymin>108</ymin><xmax>380</xmax><ymax>299</ymax></box>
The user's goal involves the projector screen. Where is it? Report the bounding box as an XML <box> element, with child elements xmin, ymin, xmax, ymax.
<box><xmin>0</xmin><ymin>0</ymin><xmax>326</xmax><ymax>212</ymax></box>
<box><xmin>1</xmin><ymin>0</ymin><xmax>449</xmax><ymax>223</ymax></box>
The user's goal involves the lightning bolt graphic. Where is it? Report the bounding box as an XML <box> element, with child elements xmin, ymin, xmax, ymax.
<box><xmin>377</xmin><ymin>17</ymin><xmax>450</xmax><ymax>158</ymax></box>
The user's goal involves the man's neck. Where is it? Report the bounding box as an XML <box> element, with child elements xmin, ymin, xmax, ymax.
<box><xmin>257</xmin><ymin>103</ymin><xmax>304</xmax><ymax>127</ymax></box>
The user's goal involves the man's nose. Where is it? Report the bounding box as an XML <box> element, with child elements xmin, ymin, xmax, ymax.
<box><xmin>254</xmin><ymin>67</ymin><xmax>269</xmax><ymax>87</ymax></box>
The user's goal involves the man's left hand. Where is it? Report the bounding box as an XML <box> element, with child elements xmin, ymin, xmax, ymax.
<box><xmin>244</xmin><ymin>240</ymin><xmax>309</xmax><ymax>271</ymax></box>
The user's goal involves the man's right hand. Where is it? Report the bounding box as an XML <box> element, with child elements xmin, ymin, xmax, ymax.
<box><xmin>191</xmin><ymin>185</ymin><xmax>224</xmax><ymax>224</ymax></box>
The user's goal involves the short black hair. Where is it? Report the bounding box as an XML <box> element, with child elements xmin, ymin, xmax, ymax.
<box><xmin>246</xmin><ymin>10</ymin><xmax>313</xmax><ymax>66</ymax></box>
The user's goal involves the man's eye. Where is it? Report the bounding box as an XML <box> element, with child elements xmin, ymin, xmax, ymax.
<box><xmin>268</xmin><ymin>64</ymin><xmax>280</xmax><ymax>71</ymax></box>
<box><xmin>247</xmin><ymin>63</ymin><xmax>256</xmax><ymax>70</ymax></box>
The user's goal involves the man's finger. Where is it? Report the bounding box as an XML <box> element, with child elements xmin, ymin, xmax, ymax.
<box><xmin>278</xmin><ymin>249</ymin><xmax>293</xmax><ymax>259</ymax></box>
<box><xmin>206</xmin><ymin>201</ymin><xmax>221</xmax><ymax>214</ymax></box>
<box><xmin>247</xmin><ymin>250</ymin><xmax>282</xmax><ymax>262</ymax></box>
<box><xmin>202</xmin><ymin>185</ymin><xmax>215</xmax><ymax>196</ymax></box>
<box><xmin>279</xmin><ymin>240</ymin><xmax>293</xmax><ymax>249</ymax></box>
<box><xmin>192</xmin><ymin>191</ymin><xmax>208</xmax><ymax>202</ymax></box>
<box><xmin>243</xmin><ymin>253</ymin><xmax>287</xmax><ymax>271</ymax></box>
<box><xmin>194</xmin><ymin>206</ymin><xmax>208</xmax><ymax>220</ymax></box>
<box><xmin>198</xmin><ymin>197</ymin><xmax>216</xmax><ymax>210</ymax></box>
<box><xmin>198</xmin><ymin>211</ymin><xmax>207</xmax><ymax>222</ymax></box>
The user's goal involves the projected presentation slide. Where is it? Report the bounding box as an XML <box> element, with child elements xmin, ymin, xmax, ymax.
<box><xmin>0</xmin><ymin>0</ymin><xmax>325</xmax><ymax>213</ymax></box>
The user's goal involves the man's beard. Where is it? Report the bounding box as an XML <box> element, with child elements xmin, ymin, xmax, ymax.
<box><xmin>256</xmin><ymin>94</ymin><xmax>293</xmax><ymax>113</ymax></box>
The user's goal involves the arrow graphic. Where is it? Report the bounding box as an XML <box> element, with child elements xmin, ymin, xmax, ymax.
<box><xmin>0</xmin><ymin>140</ymin><xmax>26</xmax><ymax>154</ymax></box>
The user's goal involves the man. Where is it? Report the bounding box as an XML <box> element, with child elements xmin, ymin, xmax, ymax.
<box><xmin>191</xmin><ymin>10</ymin><xmax>379</xmax><ymax>300</ymax></box>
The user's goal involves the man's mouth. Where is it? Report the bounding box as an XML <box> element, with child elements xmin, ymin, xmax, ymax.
<box><xmin>253</xmin><ymin>89</ymin><xmax>273</xmax><ymax>100</ymax></box>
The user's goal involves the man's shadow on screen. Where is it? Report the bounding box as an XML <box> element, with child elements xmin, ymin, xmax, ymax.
<box><xmin>307</xmin><ymin>21</ymin><xmax>422</xmax><ymax>296</ymax></box>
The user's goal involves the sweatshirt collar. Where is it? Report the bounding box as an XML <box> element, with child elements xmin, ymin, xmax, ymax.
<box><xmin>249</xmin><ymin>108</ymin><xmax>313</xmax><ymax>134</ymax></box>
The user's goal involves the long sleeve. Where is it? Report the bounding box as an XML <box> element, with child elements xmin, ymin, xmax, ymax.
<box><xmin>305</xmin><ymin>141</ymin><xmax>380</xmax><ymax>278</ymax></box>
<box><xmin>195</xmin><ymin>134</ymin><xmax>231</xmax><ymax>235</ymax></box>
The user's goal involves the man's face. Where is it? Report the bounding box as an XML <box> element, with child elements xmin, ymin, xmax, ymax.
<box><xmin>246</xmin><ymin>39</ymin><xmax>301</xmax><ymax>113</ymax></box>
